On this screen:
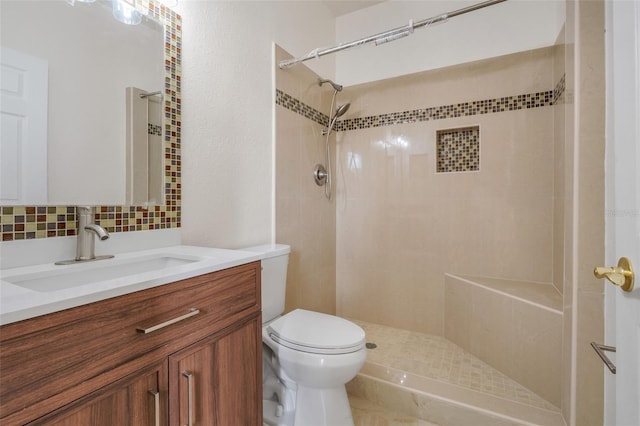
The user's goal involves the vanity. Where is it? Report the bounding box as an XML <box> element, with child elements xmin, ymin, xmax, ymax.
<box><xmin>0</xmin><ymin>246</ymin><xmax>264</xmax><ymax>425</ymax></box>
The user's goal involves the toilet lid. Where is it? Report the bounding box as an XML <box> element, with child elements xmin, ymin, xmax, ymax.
<box><xmin>267</xmin><ymin>309</ymin><xmax>366</xmax><ymax>355</ymax></box>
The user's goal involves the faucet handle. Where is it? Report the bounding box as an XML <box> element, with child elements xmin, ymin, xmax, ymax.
<box><xmin>76</xmin><ymin>205</ymin><xmax>93</xmax><ymax>216</ymax></box>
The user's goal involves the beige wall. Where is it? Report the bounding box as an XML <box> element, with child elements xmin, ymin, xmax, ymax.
<box><xmin>553</xmin><ymin>28</ymin><xmax>567</xmax><ymax>296</ymax></box>
<box><xmin>561</xmin><ymin>0</ymin><xmax>605</xmax><ymax>424</ymax></box>
<box><xmin>178</xmin><ymin>1</ymin><xmax>335</xmax><ymax>250</ymax></box>
<box><xmin>274</xmin><ymin>46</ymin><xmax>337</xmax><ymax>315</ymax></box>
<box><xmin>335</xmin><ymin>48</ymin><xmax>559</xmax><ymax>335</ymax></box>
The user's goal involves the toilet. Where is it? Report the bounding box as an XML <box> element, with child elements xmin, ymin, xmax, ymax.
<box><xmin>242</xmin><ymin>244</ymin><xmax>367</xmax><ymax>426</ymax></box>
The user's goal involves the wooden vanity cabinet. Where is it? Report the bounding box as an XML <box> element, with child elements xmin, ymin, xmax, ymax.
<box><xmin>0</xmin><ymin>261</ymin><xmax>263</xmax><ymax>426</ymax></box>
<box><xmin>28</xmin><ymin>361</ymin><xmax>169</xmax><ymax>426</ymax></box>
<box><xmin>169</xmin><ymin>317</ymin><xmax>261</xmax><ymax>425</ymax></box>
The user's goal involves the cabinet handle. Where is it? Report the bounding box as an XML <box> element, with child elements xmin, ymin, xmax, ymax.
<box><xmin>182</xmin><ymin>371</ymin><xmax>194</xmax><ymax>426</ymax></box>
<box><xmin>148</xmin><ymin>390</ymin><xmax>160</xmax><ymax>426</ymax></box>
<box><xmin>136</xmin><ymin>308</ymin><xmax>200</xmax><ymax>334</ymax></box>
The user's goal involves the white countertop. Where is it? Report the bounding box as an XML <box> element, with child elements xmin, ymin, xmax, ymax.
<box><xmin>0</xmin><ymin>245</ymin><xmax>263</xmax><ymax>326</ymax></box>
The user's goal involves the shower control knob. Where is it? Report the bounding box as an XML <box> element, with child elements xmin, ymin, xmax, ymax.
<box><xmin>314</xmin><ymin>164</ymin><xmax>328</xmax><ymax>186</ymax></box>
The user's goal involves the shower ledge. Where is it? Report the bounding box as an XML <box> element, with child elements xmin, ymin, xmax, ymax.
<box><xmin>444</xmin><ymin>274</ymin><xmax>562</xmax><ymax>314</ymax></box>
<box><xmin>444</xmin><ymin>274</ymin><xmax>563</xmax><ymax>409</ymax></box>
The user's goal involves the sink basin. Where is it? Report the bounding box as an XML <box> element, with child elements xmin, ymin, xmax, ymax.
<box><xmin>3</xmin><ymin>254</ymin><xmax>201</xmax><ymax>293</ymax></box>
<box><xmin>0</xmin><ymin>245</ymin><xmax>263</xmax><ymax>326</ymax></box>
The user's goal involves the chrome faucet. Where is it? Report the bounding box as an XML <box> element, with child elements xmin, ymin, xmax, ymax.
<box><xmin>55</xmin><ymin>206</ymin><xmax>114</xmax><ymax>265</ymax></box>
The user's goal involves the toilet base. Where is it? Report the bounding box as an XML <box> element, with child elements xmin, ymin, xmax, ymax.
<box><xmin>263</xmin><ymin>384</ymin><xmax>354</xmax><ymax>426</ymax></box>
<box><xmin>293</xmin><ymin>385</ymin><xmax>354</xmax><ymax>426</ymax></box>
<box><xmin>264</xmin><ymin>399</ymin><xmax>294</xmax><ymax>426</ymax></box>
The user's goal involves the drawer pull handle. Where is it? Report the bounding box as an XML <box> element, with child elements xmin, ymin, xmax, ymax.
<box><xmin>137</xmin><ymin>308</ymin><xmax>200</xmax><ymax>334</ymax></box>
<box><xmin>148</xmin><ymin>390</ymin><xmax>160</xmax><ymax>426</ymax></box>
<box><xmin>182</xmin><ymin>371</ymin><xmax>194</xmax><ymax>426</ymax></box>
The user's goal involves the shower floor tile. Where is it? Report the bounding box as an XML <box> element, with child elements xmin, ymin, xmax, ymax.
<box><xmin>350</xmin><ymin>319</ymin><xmax>562</xmax><ymax>423</ymax></box>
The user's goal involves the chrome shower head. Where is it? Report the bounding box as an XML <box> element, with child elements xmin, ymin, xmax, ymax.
<box><xmin>318</xmin><ymin>78</ymin><xmax>343</xmax><ymax>92</ymax></box>
<box><xmin>325</xmin><ymin>103</ymin><xmax>351</xmax><ymax>135</ymax></box>
<box><xmin>333</xmin><ymin>103</ymin><xmax>350</xmax><ymax>119</ymax></box>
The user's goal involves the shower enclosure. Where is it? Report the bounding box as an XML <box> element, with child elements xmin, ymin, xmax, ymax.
<box><xmin>275</xmin><ymin>40</ymin><xmax>567</xmax><ymax>423</ymax></box>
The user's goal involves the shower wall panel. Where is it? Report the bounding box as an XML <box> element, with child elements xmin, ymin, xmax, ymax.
<box><xmin>274</xmin><ymin>45</ymin><xmax>336</xmax><ymax>315</ymax></box>
<box><xmin>336</xmin><ymin>47</ymin><xmax>559</xmax><ymax>335</ymax></box>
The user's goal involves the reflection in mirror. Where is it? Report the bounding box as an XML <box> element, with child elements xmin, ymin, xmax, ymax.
<box><xmin>0</xmin><ymin>0</ymin><xmax>182</xmax><ymax>241</ymax></box>
<box><xmin>0</xmin><ymin>0</ymin><xmax>164</xmax><ymax>205</ymax></box>
<box><xmin>126</xmin><ymin>87</ymin><xmax>164</xmax><ymax>206</ymax></box>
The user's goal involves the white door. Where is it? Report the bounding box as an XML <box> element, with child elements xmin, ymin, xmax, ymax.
<box><xmin>604</xmin><ymin>1</ymin><xmax>640</xmax><ymax>425</ymax></box>
<box><xmin>0</xmin><ymin>47</ymin><xmax>48</xmax><ymax>204</ymax></box>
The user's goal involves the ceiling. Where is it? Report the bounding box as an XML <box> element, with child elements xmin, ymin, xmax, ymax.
<box><xmin>321</xmin><ymin>0</ymin><xmax>386</xmax><ymax>17</ymax></box>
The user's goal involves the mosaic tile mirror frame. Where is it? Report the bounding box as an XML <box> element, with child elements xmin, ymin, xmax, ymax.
<box><xmin>1</xmin><ymin>0</ymin><xmax>182</xmax><ymax>241</ymax></box>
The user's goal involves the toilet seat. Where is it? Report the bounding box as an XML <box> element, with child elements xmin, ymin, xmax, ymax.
<box><xmin>267</xmin><ymin>309</ymin><xmax>366</xmax><ymax>355</ymax></box>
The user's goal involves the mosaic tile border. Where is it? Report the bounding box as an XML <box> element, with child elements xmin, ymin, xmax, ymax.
<box><xmin>148</xmin><ymin>123</ymin><xmax>163</xmax><ymax>136</ymax></box>
<box><xmin>1</xmin><ymin>206</ymin><xmax>177</xmax><ymax>240</ymax></box>
<box><xmin>276</xmin><ymin>74</ymin><xmax>566</xmax><ymax>133</ymax></box>
<box><xmin>437</xmin><ymin>126</ymin><xmax>480</xmax><ymax>173</ymax></box>
<box><xmin>337</xmin><ymin>90</ymin><xmax>554</xmax><ymax>131</ymax></box>
<box><xmin>553</xmin><ymin>74</ymin><xmax>566</xmax><ymax>105</ymax></box>
<box><xmin>276</xmin><ymin>89</ymin><xmax>329</xmax><ymax>127</ymax></box>
<box><xmin>0</xmin><ymin>1</ymin><xmax>181</xmax><ymax>242</ymax></box>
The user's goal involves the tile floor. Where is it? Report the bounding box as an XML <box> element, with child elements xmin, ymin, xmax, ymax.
<box><xmin>347</xmin><ymin>320</ymin><xmax>562</xmax><ymax>425</ymax></box>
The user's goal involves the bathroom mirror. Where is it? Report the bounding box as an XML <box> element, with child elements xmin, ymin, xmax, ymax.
<box><xmin>0</xmin><ymin>0</ymin><xmax>165</xmax><ymax>205</ymax></box>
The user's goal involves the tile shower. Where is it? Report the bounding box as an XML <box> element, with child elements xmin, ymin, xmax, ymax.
<box><xmin>336</xmin><ymin>46</ymin><xmax>564</xmax><ymax>334</ymax></box>
<box><xmin>276</xmin><ymin>41</ymin><xmax>566</xmax><ymax>423</ymax></box>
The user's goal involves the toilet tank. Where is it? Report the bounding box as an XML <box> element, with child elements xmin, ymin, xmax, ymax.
<box><xmin>241</xmin><ymin>244</ymin><xmax>290</xmax><ymax>323</ymax></box>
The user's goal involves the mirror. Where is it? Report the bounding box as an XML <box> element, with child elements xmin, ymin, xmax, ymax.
<box><xmin>1</xmin><ymin>0</ymin><xmax>166</xmax><ymax>205</ymax></box>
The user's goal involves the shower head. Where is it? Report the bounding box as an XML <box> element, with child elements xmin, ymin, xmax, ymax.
<box><xmin>333</xmin><ymin>103</ymin><xmax>350</xmax><ymax>119</ymax></box>
<box><xmin>318</xmin><ymin>78</ymin><xmax>343</xmax><ymax>92</ymax></box>
<box><xmin>326</xmin><ymin>102</ymin><xmax>351</xmax><ymax>134</ymax></box>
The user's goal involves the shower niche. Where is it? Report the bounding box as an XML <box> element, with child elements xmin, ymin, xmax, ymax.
<box><xmin>436</xmin><ymin>125</ymin><xmax>480</xmax><ymax>173</ymax></box>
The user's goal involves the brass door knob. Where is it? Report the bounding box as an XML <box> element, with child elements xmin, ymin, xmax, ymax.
<box><xmin>594</xmin><ymin>257</ymin><xmax>634</xmax><ymax>292</ymax></box>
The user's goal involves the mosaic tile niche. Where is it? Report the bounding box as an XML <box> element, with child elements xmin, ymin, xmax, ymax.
<box><xmin>436</xmin><ymin>126</ymin><xmax>481</xmax><ymax>173</ymax></box>
<box><xmin>0</xmin><ymin>0</ymin><xmax>182</xmax><ymax>242</ymax></box>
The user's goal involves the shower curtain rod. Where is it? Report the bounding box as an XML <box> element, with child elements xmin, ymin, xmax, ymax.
<box><xmin>279</xmin><ymin>0</ymin><xmax>507</xmax><ymax>69</ymax></box>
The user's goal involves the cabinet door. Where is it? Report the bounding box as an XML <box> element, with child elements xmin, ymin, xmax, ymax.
<box><xmin>29</xmin><ymin>361</ymin><xmax>168</xmax><ymax>426</ymax></box>
<box><xmin>169</xmin><ymin>317</ymin><xmax>261</xmax><ymax>426</ymax></box>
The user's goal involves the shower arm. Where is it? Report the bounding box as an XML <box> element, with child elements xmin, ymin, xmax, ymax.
<box><xmin>279</xmin><ymin>0</ymin><xmax>507</xmax><ymax>69</ymax></box>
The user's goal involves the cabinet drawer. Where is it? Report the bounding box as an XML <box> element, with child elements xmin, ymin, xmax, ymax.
<box><xmin>0</xmin><ymin>261</ymin><xmax>260</xmax><ymax>424</ymax></box>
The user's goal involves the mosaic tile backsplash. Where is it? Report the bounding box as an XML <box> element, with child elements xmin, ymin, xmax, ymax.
<box><xmin>437</xmin><ymin>126</ymin><xmax>480</xmax><ymax>173</ymax></box>
<box><xmin>0</xmin><ymin>1</ymin><xmax>181</xmax><ymax>243</ymax></box>
<box><xmin>1</xmin><ymin>206</ymin><xmax>176</xmax><ymax>241</ymax></box>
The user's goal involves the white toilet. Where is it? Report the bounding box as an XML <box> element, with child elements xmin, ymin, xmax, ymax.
<box><xmin>243</xmin><ymin>244</ymin><xmax>367</xmax><ymax>426</ymax></box>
